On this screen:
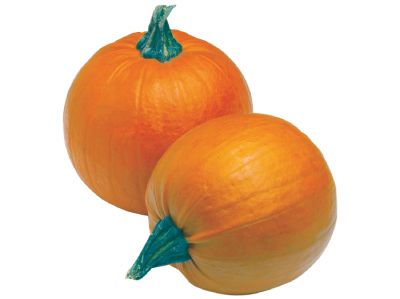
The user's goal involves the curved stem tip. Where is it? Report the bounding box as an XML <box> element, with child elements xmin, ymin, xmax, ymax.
<box><xmin>136</xmin><ymin>5</ymin><xmax>182</xmax><ymax>63</ymax></box>
<box><xmin>126</xmin><ymin>216</ymin><xmax>190</xmax><ymax>280</ymax></box>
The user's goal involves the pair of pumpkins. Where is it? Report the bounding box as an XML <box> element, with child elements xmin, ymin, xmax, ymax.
<box><xmin>64</xmin><ymin>5</ymin><xmax>336</xmax><ymax>295</ymax></box>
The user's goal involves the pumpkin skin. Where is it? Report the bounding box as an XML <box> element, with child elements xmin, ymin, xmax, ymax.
<box><xmin>143</xmin><ymin>113</ymin><xmax>336</xmax><ymax>294</ymax></box>
<box><xmin>63</xmin><ymin>13</ymin><xmax>252</xmax><ymax>213</ymax></box>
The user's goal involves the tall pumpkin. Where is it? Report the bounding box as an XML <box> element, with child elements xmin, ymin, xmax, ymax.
<box><xmin>63</xmin><ymin>5</ymin><xmax>252</xmax><ymax>214</ymax></box>
<box><xmin>127</xmin><ymin>114</ymin><xmax>336</xmax><ymax>295</ymax></box>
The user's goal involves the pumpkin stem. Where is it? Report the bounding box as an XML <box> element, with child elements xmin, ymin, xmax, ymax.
<box><xmin>126</xmin><ymin>216</ymin><xmax>190</xmax><ymax>280</ymax></box>
<box><xmin>136</xmin><ymin>5</ymin><xmax>182</xmax><ymax>63</ymax></box>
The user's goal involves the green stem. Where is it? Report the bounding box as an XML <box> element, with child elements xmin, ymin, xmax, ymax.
<box><xmin>126</xmin><ymin>216</ymin><xmax>190</xmax><ymax>280</ymax></box>
<box><xmin>136</xmin><ymin>5</ymin><xmax>182</xmax><ymax>63</ymax></box>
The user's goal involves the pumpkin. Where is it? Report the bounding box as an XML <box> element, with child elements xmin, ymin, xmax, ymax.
<box><xmin>127</xmin><ymin>113</ymin><xmax>336</xmax><ymax>295</ymax></box>
<box><xmin>63</xmin><ymin>5</ymin><xmax>252</xmax><ymax>214</ymax></box>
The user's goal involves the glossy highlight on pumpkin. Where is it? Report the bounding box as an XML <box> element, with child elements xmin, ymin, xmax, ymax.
<box><xmin>63</xmin><ymin>6</ymin><xmax>252</xmax><ymax>214</ymax></box>
<box><xmin>133</xmin><ymin>113</ymin><xmax>336</xmax><ymax>295</ymax></box>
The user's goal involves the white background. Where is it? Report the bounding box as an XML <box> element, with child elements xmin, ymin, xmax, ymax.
<box><xmin>1</xmin><ymin>0</ymin><xmax>399</xmax><ymax>298</ymax></box>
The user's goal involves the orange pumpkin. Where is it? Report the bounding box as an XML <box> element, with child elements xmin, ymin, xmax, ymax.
<box><xmin>127</xmin><ymin>113</ymin><xmax>336</xmax><ymax>295</ymax></box>
<box><xmin>63</xmin><ymin>5</ymin><xmax>252</xmax><ymax>214</ymax></box>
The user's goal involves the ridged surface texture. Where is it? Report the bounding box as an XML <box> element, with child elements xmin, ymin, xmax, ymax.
<box><xmin>64</xmin><ymin>30</ymin><xmax>252</xmax><ymax>214</ymax></box>
<box><xmin>145</xmin><ymin>113</ymin><xmax>336</xmax><ymax>294</ymax></box>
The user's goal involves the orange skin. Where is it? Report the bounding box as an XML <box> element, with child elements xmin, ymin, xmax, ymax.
<box><xmin>64</xmin><ymin>30</ymin><xmax>252</xmax><ymax>214</ymax></box>
<box><xmin>146</xmin><ymin>114</ymin><xmax>336</xmax><ymax>294</ymax></box>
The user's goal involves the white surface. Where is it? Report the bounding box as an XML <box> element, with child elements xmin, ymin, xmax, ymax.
<box><xmin>1</xmin><ymin>0</ymin><xmax>399</xmax><ymax>297</ymax></box>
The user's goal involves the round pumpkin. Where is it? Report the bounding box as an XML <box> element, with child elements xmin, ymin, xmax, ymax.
<box><xmin>127</xmin><ymin>113</ymin><xmax>336</xmax><ymax>294</ymax></box>
<box><xmin>63</xmin><ymin>5</ymin><xmax>252</xmax><ymax>214</ymax></box>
